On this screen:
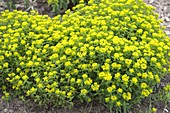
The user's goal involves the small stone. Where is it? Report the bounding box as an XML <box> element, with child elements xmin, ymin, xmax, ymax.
<box><xmin>165</xmin><ymin>17</ymin><xmax>170</xmax><ymax>21</ymax></box>
<box><xmin>164</xmin><ymin>108</ymin><xmax>169</xmax><ymax>113</ymax></box>
<box><xmin>8</xmin><ymin>109</ymin><xmax>14</xmax><ymax>113</ymax></box>
<box><xmin>3</xmin><ymin>108</ymin><xmax>8</xmax><ymax>113</ymax></box>
<box><xmin>149</xmin><ymin>0</ymin><xmax>155</xmax><ymax>4</ymax></box>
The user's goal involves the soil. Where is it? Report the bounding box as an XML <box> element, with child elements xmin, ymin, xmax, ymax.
<box><xmin>0</xmin><ymin>0</ymin><xmax>170</xmax><ymax>113</ymax></box>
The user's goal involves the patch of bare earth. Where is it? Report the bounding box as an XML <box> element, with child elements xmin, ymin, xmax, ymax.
<box><xmin>0</xmin><ymin>0</ymin><xmax>170</xmax><ymax>113</ymax></box>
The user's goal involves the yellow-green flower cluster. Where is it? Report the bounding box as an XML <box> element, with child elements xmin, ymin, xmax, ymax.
<box><xmin>164</xmin><ymin>84</ymin><xmax>170</xmax><ymax>91</ymax></box>
<box><xmin>0</xmin><ymin>0</ymin><xmax>170</xmax><ymax>111</ymax></box>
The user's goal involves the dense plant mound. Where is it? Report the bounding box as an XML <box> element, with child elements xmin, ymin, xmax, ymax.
<box><xmin>0</xmin><ymin>0</ymin><xmax>170</xmax><ymax>111</ymax></box>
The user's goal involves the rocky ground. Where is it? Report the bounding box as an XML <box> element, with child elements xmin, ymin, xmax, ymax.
<box><xmin>0</xmin><ymin>0</ymin><xmax>170</xmax><ymax>113</ymax></box>
<box><xmin>143</xmin><ymin>0</ymin><xmax>170</xmax><ymax>36</ymax></box>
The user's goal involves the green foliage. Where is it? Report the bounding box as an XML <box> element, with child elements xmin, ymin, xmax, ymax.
<box><xmin>3</xmin><ymin>0</ymin><xmax>16</xmax><ymax>11</ymax></box>
<box><xmin>47</xmin><ymin>0</ymin><xmax>79</xmax><ymax>14</ymax></box>
<box><xmin>0</xmin><ymin>0</ymin><xmax>170</xmax><ymax>112</ymax></box>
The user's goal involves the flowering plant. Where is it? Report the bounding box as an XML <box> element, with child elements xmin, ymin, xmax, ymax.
<box><xmin>0</xmin><ymin>0</ymin><xmax>170</xmax><ymax>112</ymax></box>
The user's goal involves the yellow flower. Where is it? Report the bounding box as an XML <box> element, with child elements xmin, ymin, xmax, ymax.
<box><xmin>6</xmin><ymin>77</ymin><xmax>10</xmax><ymax>81</ymax></box>
<box><xmin>26</xmin><ymin>50</ymin><xmax>32</xmax><ymax>55</ymax></box>
<box><xmin>111</xmin><ymin>95</ymin><xmax>117</xmax><ymax>101</ymax></box>
<box><xmin>105</xmin><ymin>59</ymin><xmax>111</xmax><ymax>63</ymax></box>
<box><xmin>125</xmin><ymin>59</ymin><xmax>132</xmax><ymax>66</ymax></box>
<box><xmin>122</xmin><ymin>74</ymin><xmax>129</xmax><ymax>84</ymax></box>
<box><xmin>65</xmin><ymin>61</ymin><xmax>72</xmax><ymax>67</ymax></box>
<box><xmin>137</xmin><ymin>73</ymin><xmax>142</xmax><ymax>77</ymax></box>
<box><xmin>98</xmin><ymin>72</ymin><xmax>105</xmax><ymax>78</ymax></box>
<box><xmin>22</xmin><ymin>75</ymin><xmax>28</xmax><ymax>81</ymax></box>
<box><xmin>14</xmin><ymin>52</ymin><xmax>19</xmax><ymax>56</ymax></box>
<box><xmin>92</xmin><ymin>63</ymin><xmax>98</xmax><ymax>69</ymax></box>
<box><xmin>105</xmin><ymin>97</ymin><xmax>110</xmax><ymax>103</ymax></box>
<box><xmin>13</xmin><ymin>33</ymin><xmax>20</xmax><ymax>37</ymax></box>
<box><xmin>80</xmin><ymin>89</ymin><xmax>88</xmax><ymax>95</ymax></box>
<box><xmin>81</xmin><ymin>64</ymin><xmax>87</xmax><ymax>70</ymax></box>
<box><xmin>155</xmin><ymin>75</ymin><xmax>160</xmax><ymax>83</ymax></box>
<box><xmin>0</xmin><ymin>26</ymin><xmax>7</xmax><ymax>30</ymax></box>
<box><xmin>3</xmin><ymin>62</ymin><xmax>8</xmax><ymax>68</ymax></box>
<box><xmin>89</xmin><ymin>46</ymin><xmax>94</xmax><ymax>50</ymax></box>
<box><xmin>72</xmin><ymin>69</ymin><xmax>79</xmax><ymax>74</ymax></box>
<box><xmin>67</xmin><ymin>92</ymin><xmax>72</xmax><ymax>98</ymax></box>
<box><xmin>0</xmin><ymin>55</ymin><xmax>4</xmax><ymax>60</ymax></box>
<box><xmin>114</xmin><ymin>72</ymin><xmax>121</xmax><ymax>79</ymax></box>
<box><xmin>141</xmin><ymin>89</ymin><xmax>150</xmax><ymax>97</ymax></box>
<box><xmin>34</xmin><ymin>62</ymin><xmax>40</xmax><ymax>66</ymax></box>
<box><xmin>147</xmin><ymin>72</ymin><xmax>154</xmax><ymax>79</ymax></box>
<box><xmin>116</xmin><ymin>101</ymin><xmax>122</xmax><ymax>107</ymax></box>
<box><xmin>2</xmin><ymin>86</ymin><xmax>6</xmax><ymax>90</ymax></box>
<box><xmin>50</xmin><ymin>53</ymin><xmax>58</xmax><ymax>60</ymax></box>
<box><xmin>62</xmin><ymin>91</ymin><xmax>66</xmax><ymax>95</ymax></box>
<box><xmin>82</xmin><ymin>74</ymin><xmax>88</xmax><ymax>79</ymax></box>
<box><xmin>111</xmin><ymin>84</ymin><xmax>116</xmax><ymax>90</ymax></box>
<box><xmin>161</xmin><ymin>59</ymin><xmax>166</xmax><ymax>65</ymax></box>
<box><xmin>111</xmin><ymin>63</ymin><xmax>117</xmax><ymax>68</ymax></box>
<box><xmin>114</xmin><ymin>53</ymin><xmax>119</xmax><ymax>59</ymax></box>
<box><xmin>91</xmin><ymin>82</ymin><xmax>100</xmax><ymax>91</ymax></box>
<box><xmin>16</xmin><ymin>68</ymin><xmax>21</xmax><ymax>72</ymax></box>
<box><xmin>55</xmin><ymin>89</ymin><xmax>60</xmax><ymax>94</ymax></box>
<box><xmin>151</xmin><ymin>57</ymin><xmax>157</xmax><ymax>63</ymax></box>
<box><xmin>84</xmin><ymin>78</ymin><xmax>92</xmax><ymax>85</ymax></box>
<box><xmin>164</xmin><ymin>84</ymin><xmax>170</xmax><ymax>91</ymax></box>
<box><xmin>26</xmin><ymin>90</ymin><xmax>31</xmax><ymax>96</ymax></box>
<box><xmin>102</xmin><ymin>63</ymin><xmax>110</xmax><ymax>71</ymax></box>
<box><xmin>87</xmin><ymin>97</ymin><xmax>92</xmax><ymax>102</ymax></box>
<box><xmin>107</xmin><ymin>87</ymin><xmax>113</xmax><ymax>93</ymax></box>
<box><xmin>60</xmin><ymin>55</ymin><xmax>66</xmax><ymax>61</ymax></box>
<box><xmin>131</xmin><ymin>77</ymin><xmax>138</xmax><ymax>84</ymax></box>
<box><xmin>152</xmin><ymin>108</ymin><xmax>157</xmax><ymax>113</ymax></box>
<box><xmin>141</xmin><ymin>63</ymin><xmax>147</xmax><ymax>69</ymax></box>
<box><xmin>156</xmin><ymin>62</ymin><xmax>162</xmax><ymax>69</ymax></box>
<box><xmin>122</xmin><ymin>92</ymin><xmax>132</xmax><ymax>101</ymax></box>
<box><xmin>3</xmin><ymin>91</ymin><xmax>9</xmax><ymax>99</ymax></box>
<box><xmin>65</xmin><ymin>48</ymin><xmax>72</xmax><ymax>55</ymax></box>
<box><xmin>127</xmin><ymin>92</ymin><xmax>132</xmax><ymax>100</ymax></box>
<box><xmin>104</xmin><ymin>72</ymin><xmax>112</xmax><ymax>81</ymax></box>
<box><xmin>17</xmin><ymin>80</ymin><xmax>23</xmax><ymax>86</ymax></box>
<box><xmin>70</xmin><ymin>78</ymin><xmax>75</xmax><ymax>83</ymax></box>
<box><xmin>38</xmin><ymin>83</ymin><xmax>43</xmax><ymax>88</ymax></box>
<box><xmin>26</xmin><ymin>61</ymin><xmax>33</xmax><ymax>67</ymax></box>
<box><xmin>76</xmin><ymin>79</ymin><xmax>82</xmax><ymax>85</ymax></box>
<box><xmin>111</xmin><ymin>63</ymin><xmax>121</xmax><ymax>69</ymax></box>
<box><xmin>116</xmin><ymin>64</ymin><xmax>121</xmax><ymax>69</ymax></box>
<box><xmin>89</xmin><ymin>51</ymin><xmax>95</xmax><ymax>57</ymax></box>
<box><xmin>43</xmin><ymin>76</ymin><xmax>48</xmax><ymax>82</ymax></box>
<box><xmin>142</xmin><ymin>73</ymin><xmax>148</xmax><ymax>79</ymax></box>
<box><xmin>141</xmin><ymin>83</ymin><xmax>148</xmax><ymax>89</ymax></box>
<box><xmin>133</xmin><ymin>62</ymin><xmax>140</xmax><ymax>68</ymax></box>
<box><xmin>35</xmin><ymin>78</ymin><xmax>40</xmax><ymax>83</ymax></box>
<box><xmin>55</xmin><ymin>60</ymin><xmax>60</xmax><ymax>64</ymax></box>
<box><xmin>139</xmin><ymin>58</ymin><xmax>147</xmax><ymax>64</ymax></box>
<box><xmin>136</xmin><ymin>29</ymin><xmax>143</xmax><ymax>34</ymax></box>
<box><xmin>14</xmin><ymin>75</ymin><xmax>20</xmax><ymax>80</ymax></box>
<box><xmin>30</xmin><ymin>87</ymin><xmax>37</xmax><ymax>93</ymax></box>
<box><xmin>117</xmin><ymin>88</ymin><xmax>123</xmax><ymax>93</ymax></box>
<box><xmin>129</xmin><ymin>68</ymin><xmax>134</xmax><ymax>73</ymax></box>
